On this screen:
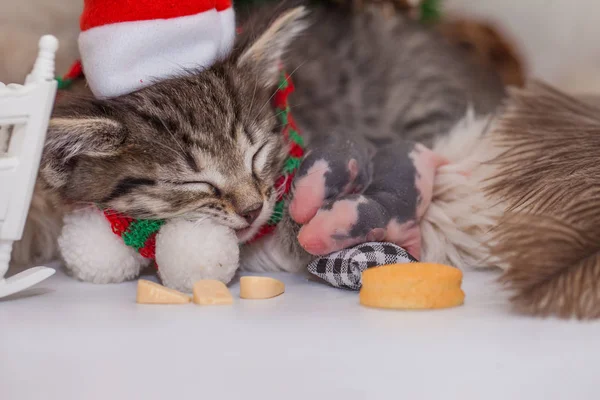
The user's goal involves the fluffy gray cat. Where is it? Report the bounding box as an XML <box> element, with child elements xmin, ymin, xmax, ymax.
<box><xmin>33</xmin><ymin>2</ymin><xmax>505</xmax><ymax>288</ymax></box>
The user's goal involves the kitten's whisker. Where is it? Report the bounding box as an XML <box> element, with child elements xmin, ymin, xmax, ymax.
<box><xmin>248</xmin><ymin>76</ymin><xmax>259</xmax><ymax>118</ymax></box>
<box><xmin>291</xmin><ymin>183</ymin><xmax>324</xmax><ymax>189</ymax></box>
<box><xmin>286</xmin><ymin>60</ymin><xmax>308</xmax><ymax>83</ymax></box>
<box><xmin>297</xmin><ymin>165</ymin><xmax>330</xmax><ymax>179</ymax></box>
<box><xmin>256</xmin><ymin>60</ymin><xmax>308</xmax><ymax>116</ymax></box>
<box><xmin>72</xmin><ymin>202</ymin><xmax>100</xmax><ymax>212</ymax></box>
<box><xmin>256</xmin><ymin>88</ymin><xmax>280</xmax><ymax>118</ymax></box>
<box><xmin>146</xmin><ymin>136</ymin><xmax>182</xmax><ymax>157</ymax></box>
<box><xmin>273</xmin><ymin>102</ymin><xmax>311</xmax><ymax>118</ymax></box>
<box><xmin>271</xmin><ymin>115</ymin><xmax>305</xmax><ymax>132</ymax></box>
<box><xmin>192</xmin><ymin>216</ymin><xmax>210</xmax><ymax>227</ymax></box>
<box><xmin>157</xmin><ymin>115</ymin><xmax>187</xmax><ymax>155</ymax></box>
<box><xmin>272</xmin><ymin>103</ymin><xmax>311</xmax><ymax>128</ymax></box>
<box><xmin>271</xmin><ymin>122</ymin><xmax>288</xmax><ymax>131</ymax></box>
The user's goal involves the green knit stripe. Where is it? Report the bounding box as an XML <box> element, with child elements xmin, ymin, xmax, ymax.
<box><xmin>274</xmin><ymin>107</ymin><xmax>289</xmax><ymax>118</ymax></box>
<box><xmin>56</xmin><ymin>77</ymin><xmax>73</xmax><ymax>90</ymax></box>
<box><xmin>288</xmin><ymin>129</ymin><xmax>304</xmax><ymax>146</ymax></box>
<box><xmin>122</xmin><ymin>219</ymin><xmax>165</xmax><ymax>250</ymax></box>
<box><xmin>278</xmin><ymin>110</ymin><xmax>288</xmax><ymax>125</ymax></box>
<box><xmin>268</xmin><ymin>201</ymin><xmax>285</xmax><ymax>225</ymax></box>
<box><xmin>283</xmin><ymin>157</ymin><xmax>301</xmax><ymax>174</ymax></box>
<box><xmin>278</xmin><ymin>72</ymin><xmax>289</xmax><ymax>89</ymax></box>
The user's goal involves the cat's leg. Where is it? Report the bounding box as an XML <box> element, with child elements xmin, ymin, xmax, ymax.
<box><xmin>59</xmin><ymin>208</ymin><xmax>149</xmax><ymax>283</ymax></box>
<box><xmin>289</xmin><ymin>132</ymin><xmax>376</xmax><ymax>224</ymax></box>
<box><xmin>296</xmin><ymin>140</ymin><xmax>447</xmax><ymax>259</ymax></box>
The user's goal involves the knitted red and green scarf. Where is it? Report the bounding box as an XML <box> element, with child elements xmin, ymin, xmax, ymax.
<box><xmin>58</xmin><ymin>64</ymin><xmax>303</xmax><ymax>260</ymax></box>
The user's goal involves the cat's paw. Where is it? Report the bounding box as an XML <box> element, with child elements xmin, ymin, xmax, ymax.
<box><xmin>292</xmin><ymin>140</ymin><xmax>446</xmax><ymax>259</ymax></box>
<box><xmin>297</xmin><ymin>192</ymin><xmax>423</xmax><ymax>258</ymax></box>
<box><xmin>155</xmin><ymin>218</ymin><xmax>240</xmax><ymax>292</ymax></box>
<box><xmin>289</xmin><ymin>143</ymin><xmax>374</xmax><ymax>224</ymax></box>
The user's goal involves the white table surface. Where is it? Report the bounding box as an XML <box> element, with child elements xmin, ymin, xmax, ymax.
<box><xmin>2</xmin><ymin>264</ymin><xmax>599</xmax><ymax>400</ymax></box>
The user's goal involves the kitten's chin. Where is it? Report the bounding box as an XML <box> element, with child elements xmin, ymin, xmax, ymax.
<box><xmin>235</xmin><ymin>218</ymin><xmax>266</xmax><ymax>243</ymax></box>
<box><xmin>235</xmin><ymin>198</ymin><xmax>276</xmax><ymax>243</ymax></box>
<box><xmin>235</xmin><ymin>226</ymin><xmax>256</xmax><ymax>243</ymax></box>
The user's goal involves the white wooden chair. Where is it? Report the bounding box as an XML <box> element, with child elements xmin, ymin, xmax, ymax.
<box><xmin>0</xmin><ymin>35</ymin><xmax>59</xmax><ymax>298</ymax></box>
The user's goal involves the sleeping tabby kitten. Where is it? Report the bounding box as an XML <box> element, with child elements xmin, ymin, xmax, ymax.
<box><xmin>39</xmin><ymin>2</ymin><xmax>505</xmax><ymax>280</ymax></box>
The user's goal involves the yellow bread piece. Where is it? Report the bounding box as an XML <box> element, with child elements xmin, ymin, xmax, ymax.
<box><xmin>136</xmin><ymin>279</ymin><xmax>191</xmax><ymax>304</ymax></box>
<box><xmin>360</xmin><ymin>263</ymin><xmax>465</xmax><ymax>310</ymax></box>
<box><xmin>239</xmin><ymin>276</ymin><xmax>285</xmax><ymax>299</ymax></box>
<box><xmin>193</xmin><ymin>280</ymin><xmax>234</xmax><ymax>305</ymax></box>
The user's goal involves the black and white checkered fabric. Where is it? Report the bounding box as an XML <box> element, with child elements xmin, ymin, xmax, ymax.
<box><xmin>307</xmin><ymin>242</ymin><xmax>418</xmax><ymax>290</ymax></box>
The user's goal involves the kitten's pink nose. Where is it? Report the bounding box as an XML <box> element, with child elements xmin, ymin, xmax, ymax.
<box><xmin>241</xmin><ymin>203</ymin><xmax>263</xmax><ymax>225</ymax></box>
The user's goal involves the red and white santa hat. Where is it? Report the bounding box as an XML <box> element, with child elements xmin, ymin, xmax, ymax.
<box><xmin>78</xmin><ymin>0</ymin><xmax>235</xmax><ymax>99</ymax></box>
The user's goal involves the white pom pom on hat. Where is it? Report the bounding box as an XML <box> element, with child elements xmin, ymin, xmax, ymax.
<box><xmin>78</xmin><ymin>0</ymin><xmax>235</xmax><ymax>99</ymax></box>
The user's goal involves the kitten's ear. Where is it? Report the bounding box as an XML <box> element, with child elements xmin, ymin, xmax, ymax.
<box><xmin>237</xmin><ymin>6</ymin><xmax>309</xmax><ymax>87</ymax></box>
<box><xmin>45</xmin><ymin>117</ymin><xmax>126</xmax><ymax>161</ymax></box>
<box><xmin>41</xmin><ymin>114</ymin><xmax>127</xmax><ymax>188</ymax></box>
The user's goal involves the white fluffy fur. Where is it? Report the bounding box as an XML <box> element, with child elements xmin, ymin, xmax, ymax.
<box><xmin>421</xmin><ymin>110</ymin><xmax>507</xmax><ymax>270</ymax></box>
<box><xmin>155</xmin><ymin>218</ymin><xmax>239</xmax><ymax>292</ymax></box>
<box><xmin>241</xmin><ymin>231</ymin><xmax>308</xmax><ymax>273</ymax></box>
<box><xmin>0</xmin><ymin>0</ymin><xmax>81</xmax><ymax>84</ymax></box>
<box><xmin>58</xmin><ymin>208</ymin><xmax>150</xmax><ymax>283</ymax></box>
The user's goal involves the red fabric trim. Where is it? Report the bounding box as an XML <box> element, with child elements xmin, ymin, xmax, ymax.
<box><xmin>104</xmin><ymin>210</ymin><xmax>133</xmax><ymax>236</ymax></box>
<box><xmin>246</xmin><ymin>72</ymin><xmax>302</xmax><ymax>245</ymax></box>
<box><xmin>288</xmin><ymin>112</ymin><xmax>299</xmax><ymax>132</ymax></box>
<box><xmin>215</xmin><ymin>0</ymin><xmax>232</xmax><ymax>12</ymax></box>
<box><xmin>274</xmin><ymin>176</ymin><xmax>286</xmax><ymax>189</ymax></box>
<box><xmin>273</xmin><ymin>82</ymin><xmax>294</xmax><ymax>108</ymax></box>
<box><xmin>273</xmin><ymin>175</ymin><xmax>294</xmax><ymax>196</ymax></box>
<box><xmin>281</xmin><ymin>174</ymin><xmax>295</xmax><ymax>194</ymax></box>
<box><xmin>64</xmin><ymin>61</ymin><xmax>83</xmax><ymax>81</ymax></box>
<box><xmin>138</xmin><ymin>233</ymin><xmax>159</xmax><ymax>259</ymax></box>
<box><xmin>80</xmin><ymin>0</ymin><xmax>228</xmax><ymax>31</ymax></box>
<box><xmin>104</xmin><ymin>209</ymin><xmax>158</xmax><ymax>261</ymax></box>
<box><xmin>250</xmin><ymin>224</ymin><xmax>277</xmax><ymax>242</ymax></box>
<box><xmin>289</xmin><ymin>142</ymin><xmax>304</xmax><ymax>158</ymax></box>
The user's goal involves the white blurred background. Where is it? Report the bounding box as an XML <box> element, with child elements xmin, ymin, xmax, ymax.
<box><xmin>445</xmin><ymin>0</ymin><xmax>600</xmax><ymax>94</ymax></box>
<box><xmin>1</xmin><ymin>0</ymin><xmax>599</xmax><ymax>93</ymax></box>
<box><xmin>0</xmin><ymin>0</ymin><xmax>82</xmax><ymax>84</ymax></box>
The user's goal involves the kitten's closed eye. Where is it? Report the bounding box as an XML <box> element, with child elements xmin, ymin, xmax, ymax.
<box><xmin>251</xmin><ymin>142</ymin><xmax>274</xmax><ymax>176</ymax></box>
<box><xmin>169</xmin><ymin>181</ymin><xmax>221</xmax><ymax>196</ymax></box>
<box><xmin>252</xmin><ymin>143</ymin><xmax>268</xmax><ymax>169</ymax></box>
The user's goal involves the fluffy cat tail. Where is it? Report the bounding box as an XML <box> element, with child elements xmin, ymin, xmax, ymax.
<box><xmin>493</xmin><ymin>213</ymin><xmax>600</xmax><ymax>319</ymax></box>
<box><xmin>486</xmin><ymin>81</ymin><xmax>600</xmax><ymax>319</ymax></box>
